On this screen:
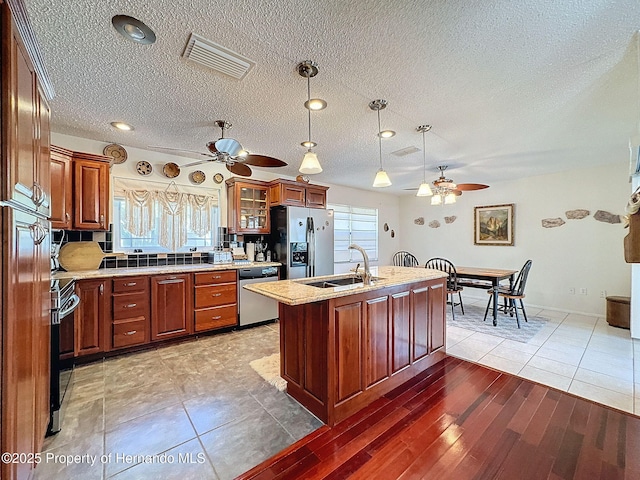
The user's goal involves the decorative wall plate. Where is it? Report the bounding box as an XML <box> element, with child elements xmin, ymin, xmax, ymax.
<box><xmin>136</xmin><ymin>160</ymin><xmax>152</xmax><ymax>176</ymax></box>
<box><xmin>103</xmin><ymin>143</ymin><xmax>128</xmax><ymax>164</ymax></box>
<box><xmin>190</xmin><ymin>170</ymin><xmax>205</xmax><ymax>184</ymax></box>
<box><xmin>162</xmin><ymin>162</ymin><xmax>180</xmax><ymax>178</ymax></box>
<box><xmin>213</xmin><ymin>173</ymin><xmax>224</xmax><ymax>184</ymax></box>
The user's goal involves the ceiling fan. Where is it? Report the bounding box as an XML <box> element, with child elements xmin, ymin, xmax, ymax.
<box><xmin>407</xmin><ymin>165</ymin><xmax>489</xmax><ymax>203</ymax></box>
<box><xmin>149</xmin><ymin>120</ymin><xmax>287</xmax><ymax>177</ymax></box>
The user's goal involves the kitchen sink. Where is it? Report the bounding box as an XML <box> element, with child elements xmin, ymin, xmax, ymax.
<box><xmin>301</xmin><ymin>275</ymin><xmax>383</xmax><ymax>288</ymax></box>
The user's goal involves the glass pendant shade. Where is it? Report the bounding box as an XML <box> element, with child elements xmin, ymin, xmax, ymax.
<box><xmin>444</xmin><ymin>191</ymin><xmax>457</xmax><ymax>204</ymax></box>
<box><xmin>431</xmin><ymin>193</ymin><xmax>443</xmax><ymax>205</ymax></box>
<box><xmin>373</xmin><ymin>168</ymin><xmax>392</xmax><ymax>187</ymax></box>
<box><xmin>416</xmin><ymin>182</ymin><xmax>433</xmax><ymax>197</ymax></box>
<box><xmin>299</xmin><ymin>150</ymin><xmax>323</xmax><ymax>174</ymax></box>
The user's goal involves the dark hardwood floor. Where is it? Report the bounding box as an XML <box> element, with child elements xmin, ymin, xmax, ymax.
<box><xmin>236</xmin><ymin>356</ymin><xmax>640</xmax><ymax>480</ymax></box>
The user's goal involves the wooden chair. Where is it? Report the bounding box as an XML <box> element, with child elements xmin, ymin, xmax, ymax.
<box><xmin>392</xmin><ymin>251</ymin><xmax>419</xmax><ymax>267</ymax></box>
<box><xmin>483</xmin><ymin>259</ymin><xmax>533</xmax><ymax>328</ymax></box>
<box><xmin>425</xmin><ymin>257</ymin><xmax>464</xmax><ymax>320</ymax></box>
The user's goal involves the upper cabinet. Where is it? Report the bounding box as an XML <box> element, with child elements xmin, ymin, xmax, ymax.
<box><xmin>50</xmin><ymin>146</ymin><xmax>110</xmax><ymax>230</ymax></box>
<box><xmin>269</xmin><ymin>179</ymin><xmax>328</xmax><ymax>209</ymax></box>
<box><xmin>226</xmin><ymin>177</ymin><xmax>270</xmax><ymax>234</ymax></box>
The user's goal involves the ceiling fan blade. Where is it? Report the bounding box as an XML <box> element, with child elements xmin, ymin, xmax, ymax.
<box><xmin>147</xmin><ymin>145</ymin><xmax>213</xmax><ymax>161</ymax></box>
<box><xmin>452</xmin><ymin>189</ymin><xmax>463</xmax><ymax>196</ymax></box>
<box><xmin>456</xmin><ymin>183</ymin><xmax>490</xmax><ymax>191</ymax></box>
<box><xmin>242</xmin><ymin>154</ymin><xmax>288</xmax><ymax>167</ymax></box>
<box><xmin>226</xmin><ymin>162</ymin><xmax>252</xmax><ymax>177</ymax></box>
<box><xmin>182</xmin><ymin>160</ymin><xmax>212</xmax><ymax>167</ymax></box>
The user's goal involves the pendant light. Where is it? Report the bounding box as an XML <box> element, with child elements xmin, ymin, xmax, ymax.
<box><xmin>370</xmin><ymin>99</ymin><xmax>393</xmax><ymax>187</ymax></box>
<box><xmin>297</xmin><ymin>60</ymin><xmax>326</xmax><ymax>174</ymax></box>
<box><xmin>416</xmin><ymin>125</ymin><xmax>433</xmax><ymax>197</ymax></box>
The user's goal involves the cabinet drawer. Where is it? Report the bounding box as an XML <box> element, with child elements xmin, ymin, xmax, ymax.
<box><xmin>113</xmin><ymin>293</ymin><xmax>149</xmax><ymax>320</ymax></box>
<box><xmin>195</xmin><ymin>304</ymin><xmax>237</xmax><ymax>332</ymax></box>
<box><xmin>194</xmin><ymin>283</ymin><xmax>237</xmax><ymax>308</ymax></box>
<box><xmin>113</xmin><ymin>276</ymin><xmax>148</xmax><ymax>293</ymax></box>
<box><xmin>113</xmin><ymin>318</ymin><xmax>147</xmax><ymax>348</ymax></box>
<box><xmin>194</xmin><ymin>270</ymin><xmax>236</xmax><ymax>285</ymax></box>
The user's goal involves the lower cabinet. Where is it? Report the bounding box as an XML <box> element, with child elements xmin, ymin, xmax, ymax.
<box><xmin>193</xmin><ymin>270</ymin><xmax>238</xmax><ymax>331</ymax></box>
<box><xmin>74</xmin><ymin>279</ymin><xmax>109</xmax><ymax>356</ymax></box>
<box><xmin>111</xmin><ymin>276</ymin><xmax>150</xmax><ymax>349</ymax></box>
<box><xmin>151</xmin><ymin>273</ymin><xmax>193</xmax><ymax>340</ymax></box>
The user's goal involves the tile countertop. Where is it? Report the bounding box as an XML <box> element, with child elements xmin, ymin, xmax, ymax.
<box><xmin>242</xmin><ymin>266</ymin><xmax>448</xmax><ymax>306</ymax></box>
<box><xmin>52</xmin><ymin>262</ymin><xmax>283</xmax><ymax>280</ymax></box>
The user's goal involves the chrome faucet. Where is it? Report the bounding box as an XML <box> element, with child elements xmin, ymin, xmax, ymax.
<box><xmin>348</xmin><ymin>244</ymin><xmax>372</xmax><ymax>285</ymax></box>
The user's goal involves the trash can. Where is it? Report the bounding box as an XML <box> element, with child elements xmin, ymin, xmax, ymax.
<box><xmin>606</xmin><ymin>296</ymin><xmax>631</xmax><ymax>329</ymax></box>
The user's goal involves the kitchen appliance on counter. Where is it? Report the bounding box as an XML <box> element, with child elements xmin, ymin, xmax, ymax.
<box><xmin>207</xmin><ymin>250</ymin><xmax>233</xmax><ymax>264</ymax></box>
<box><xmin>48</xmin><ymin>277</ymin><xmax>81</xmax><ymax>435</ymax></box>
<box><xmin>270</xmin><ymin>206</ymin><xmax>334</xmax><ymax>279</ymax></box>
<box><xmin>238</xmin><ymin>266</ymin><xmax>279</xmax><ymax>326</ymax></box>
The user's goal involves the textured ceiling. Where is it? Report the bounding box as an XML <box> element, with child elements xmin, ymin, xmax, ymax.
<box><xmin>25</xmin><ymin>0</ymin><xmax>640</xmax><ymax>194</ymax></box>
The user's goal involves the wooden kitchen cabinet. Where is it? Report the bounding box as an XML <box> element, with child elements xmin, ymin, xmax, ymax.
<box><xmin>111</xmin><ymin>276</ymin><xmax>150</xmax><ymax>349</ymax></box>
<box><xmin>49</xmin><ymin>146</ymin><xmax>111</xmax><ymax>230</ymax></box>
<box><xmin>226</xmin><ymin>177</ymin><xmax>270</xmax><ymax>234</ymax></box>
<box><xmin>74</xmin><ymin>279</ymin><xmax>110</xmax><ymax>357</ymax></box>
<box><xmin>193</xmin><ymin>270</ymin><xmax>238</xmax><ymax>331</ymax></box>
<box><xmin>268</xmin><ymin>178</ymin><xmax>328</xmax><ymax>209</ymax></box>
<box><xmin>151</xmin><ymin>273</ymin><xmax>193</xmax><ymax>340</ymax></box>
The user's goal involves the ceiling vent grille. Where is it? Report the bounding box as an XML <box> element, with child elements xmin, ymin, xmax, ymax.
<box><xmin>182</xmin><ymin>33</ymin><xmax>255</xmax><ymax>80</ymax></box>
<box><xmin>391</xmin><ymin>146</ymin><xmax>420</xmax><ymax>157</ymax></box>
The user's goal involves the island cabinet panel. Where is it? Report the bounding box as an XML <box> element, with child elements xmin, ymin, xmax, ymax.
<box><xmin>278</xmin><ymin>277</ymin><xmax>446</xmax><ymax>426</ymax></box>
<box><xmin>334</xmin><ymin>302</ymin><xmax>363</xmax><ymax>403</ymax></box>
<box><xmin>391</xmin><ymin>291</ymin><xmax>411</xmax><ymax>373</ymax></box>
<box><xmin>151</xmin><ymin>274</ymin><xmax>192</xmax><ymax>340</ymax></box>
<box><xmin>365</xmin><ymin>297</ymin><xmax>390</xmax><ymax>388</ymax></box>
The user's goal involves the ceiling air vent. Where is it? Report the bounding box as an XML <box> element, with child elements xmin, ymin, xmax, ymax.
<box><xmin>182</xmin><ymin>33</ymin><xmax>255</xmax><ymax>80</ymax></box>
<box><xmin>391</xmin><ymin>146</ymin><xmax>420</xmax><ymax>157</ymax></box>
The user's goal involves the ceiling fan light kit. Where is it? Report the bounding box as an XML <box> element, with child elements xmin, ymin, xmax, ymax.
<box><xmin>370</xmin><ymin>99</ymin><xmax>392</xmax><ymax>188</ymax></box>
<box><xmin>297</xmin><ymin>60</ymin><xmax>325</xmax><ymax>174</ymax></box>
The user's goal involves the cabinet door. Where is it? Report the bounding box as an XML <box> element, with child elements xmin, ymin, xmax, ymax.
<box><xmin>151</xmin><ymin>274</ymin><xmax>192</xmax><ymax>340</ymax></box>
<box><xmin>305</xmin><ymin>186</ymin><xmax>327</xmax><ymax>209</ymax></box>
<box><xmin>50</xmin><ymin>149</ymin><xmax>73</xmax><ymax>229</ymax></box>
<box><xmin>280</xmin><ymin>184</ymin><xmax>306</xmax><ymax>207</ymax></box>
<box><xmin>228</xmin><ymin>181</ymin><xmax>270</xmax><ymax>234</ymax></box>
<box><xmin>429</xmin><ymin>281</ymin><xmax>446</xmax><ymax>352</ymax></box>
<box><xmin>74</xmin><ymin>159</ymin><xmax>109</xmax><ymax>230</ymax></box>
<box><xmin>75</xmin><ymin>279</ymin><xmax>108</xmax><ymax>356</ymax></box>
<box><xmin>36</xmin><ymin>89</ymin><xmax>51</xmax><ymax>218</ymax></box>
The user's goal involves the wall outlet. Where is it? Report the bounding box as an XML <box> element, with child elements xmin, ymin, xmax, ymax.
<box><xmin>579</xmin><ymin>288</ymin><xmax>588</xmax><ymax>295</ymax></box>
<box><xmin>600</xmin><ymin>290</ymin><xmax>607</xmax><ymax>298</ymax></box>
<box><xmin>568</xmin><ymin>288</ymin><xmax>575</xmax><ymax>295</ymax></box>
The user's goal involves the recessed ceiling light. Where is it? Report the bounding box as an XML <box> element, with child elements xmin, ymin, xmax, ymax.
<box><xmin>110</xmin><ymin>122</ymin><xmax>134</xmax><ymax>131</ymax></box>
<box><xmin>378</xmin><ymin>130</ymin><xmax>396</xmax><ymax>138</ymax></box>
<box><xmin>304</xmin><ymin>98</ymin><xmax>327</xmax><ymax>111</ymax></box>
<box><xmin>111</xmin><ymin>15</ymin><xmax>156</xmax><ymax>45</ymax></box>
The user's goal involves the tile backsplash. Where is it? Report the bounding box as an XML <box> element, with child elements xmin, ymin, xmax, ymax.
<box><xmin>53</xmin><ymin>226</ymin><xmax>209</xmax><ymax>270</ymax></box>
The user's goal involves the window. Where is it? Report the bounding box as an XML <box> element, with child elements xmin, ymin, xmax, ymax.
<box><xmin>329</xmin><ymin>203</ymin><xmax>378</xmax><ymax>263</ymax></box>
<box><xmin>113</xmin><ymin>196</ymin><xmax>220</xmax><ymax>253</ymax></box>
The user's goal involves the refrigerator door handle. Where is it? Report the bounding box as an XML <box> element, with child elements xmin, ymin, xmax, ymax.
<box><xmin>307</xmin><ymin>216</ymin><xmax>315</xmax><ymax>277</ymax></box>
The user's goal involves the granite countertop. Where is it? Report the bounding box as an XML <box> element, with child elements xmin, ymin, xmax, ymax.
<box><xmin>53</xmin><ymin>262</ymin><xmax>282</xmax><ymax>280</ymax></box>
<box><xmin>242</xmin><ymin>266</ymin><xmax>448</xmax><ymax>306</ymax></box>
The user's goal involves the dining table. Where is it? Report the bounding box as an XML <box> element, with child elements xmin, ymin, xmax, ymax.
<box><xmin>455</xmin><ymin>266</ymin><xmax>519</xmax><ymax>326</ymax></box>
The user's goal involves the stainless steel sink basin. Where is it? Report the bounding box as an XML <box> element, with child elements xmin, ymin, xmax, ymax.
<box><xmin>301</xmin><ymin>275</ymin><xmax>382</xmax><ymax>288</ymax></box>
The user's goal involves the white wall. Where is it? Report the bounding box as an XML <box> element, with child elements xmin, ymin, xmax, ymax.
<box><xmin>398</xmin><ymin>162</ymin><xmax>631</xmax><ymax>316</ymax></box>
<box><xmin>51</xmin><ymin>133</ymin><xmax>400</xmax><ymax>270</ymax></box>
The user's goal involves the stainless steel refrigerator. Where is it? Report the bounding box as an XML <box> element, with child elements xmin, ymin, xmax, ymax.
<box><xmin>269</xmin><ymin>206</ymin><xmax>334</xmax><ymax>279</ymax></box>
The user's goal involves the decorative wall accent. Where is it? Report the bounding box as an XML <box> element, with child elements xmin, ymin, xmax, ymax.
<box><xmin>542</xmin><ymin>218</ymin><xmax>566</xmax><ymax>228</ymax></box>
<box><xmin>474</xmin><ymin>204</ymin><xmax>515</xmax><ymax>246</ymax></box>
<box><xmin>428</xmin><ymin>220</ymin><xmax>441</xmax><ymax>228</ymax></box>
<box><xmin>383</xmin><ymin>223</ymin><xmax>389</xmax><ymax>231</ymax></box>
<box><xmin>565</xmin><ymin>209</ymin><xmax>590</xmax><ymax>219</ymax></box>
<box><xmin>414</xmin><ymin>217</ymin><xmax>424</xmax><ymax>225</ymax></box>
<box><xmin>444</xmin><ymin>216</ymin><xmax>457</xmax><ymax>224</ymax></box>
<box><xmin>593</xmin><ymin>210</ymin><xmax>621</xmax><ymax>224</ymax></box>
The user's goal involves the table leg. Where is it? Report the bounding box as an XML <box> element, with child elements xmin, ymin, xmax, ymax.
<box><xmin>492</xmin><ymin>279</ymin><xmax>498</xmax><ymax>326</ymax></box>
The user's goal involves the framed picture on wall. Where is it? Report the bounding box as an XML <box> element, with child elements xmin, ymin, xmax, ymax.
<box><xmin>474</xmin><ymin>204</ymin><xmax>514</xmax><ymax>246</ymax></box>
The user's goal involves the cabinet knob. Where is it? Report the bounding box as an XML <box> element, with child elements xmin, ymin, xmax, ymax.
<box><xmin>125</xmin><ymin>303</ymin><xmax>137</xmax><ymax>308</ymax></box>
<box><xmin>99</xmin><ymin>214</ymin><xmax>105</xmax><ymax>227</ymax></box>
<box><xmin>125</xmin><ymin>282</ymin><xmax>137</xmax><ymax>286</ymax></box>
<box><xmin>65</xmin><ymin>212</ymin><xmax>71</xmax><ymax>221</ymax></box>
<box><xmin>211</xmin><ymin>316</ymin><xmax>222</xmax><ymax>320</ymax></box>
<box><xmin>211</xmin><ymin>293</ymin><xmax>222</xmax><ymax>297</ymax></box>
<box><xmin>123</xmin><ymin>330</ymin><xmax>137</xmax><ymax>336</ymax></box>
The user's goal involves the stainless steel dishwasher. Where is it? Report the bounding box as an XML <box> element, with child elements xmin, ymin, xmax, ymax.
<box><xmin>238</xmin><ymin>266</ymin><xmax>279</xmax><ymax>327</ymax></box>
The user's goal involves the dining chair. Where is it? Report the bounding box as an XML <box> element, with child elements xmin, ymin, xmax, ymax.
<box><xmin>425</xmin><ymin>257</ymin><xmax>464</xmax><ymax>320</ymax></box>
<box><xmin>483</xmin><ymin>259</ymin><xmax>533</xmax><ymax>328</ymax></box>
<box><xmin>392</xmin><ymin>251</ymin><xmax>419</xmax><ymax>267</ymax></box>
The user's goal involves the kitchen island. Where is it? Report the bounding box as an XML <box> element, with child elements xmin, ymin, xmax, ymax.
<box><xmin>244</xmin><ymin>266</ymin><xmax>448</xmax><ymax>426</ymax></box>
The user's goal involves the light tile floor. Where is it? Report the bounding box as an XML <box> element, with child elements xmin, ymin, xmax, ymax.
<box><xmin>34</xmin><ymin>322</ymin><xmax>322</xmax><ymax>480</ymax></box>
<box><xmin>446</xmin><ymin>298</ymin><xmax>639</xmax><ymax>415</ymax></box>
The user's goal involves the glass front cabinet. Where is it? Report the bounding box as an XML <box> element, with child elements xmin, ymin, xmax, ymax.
<box><xmin>226</xmin><ymin>177</ymin><xmax>270</xmax><ymax>234</ymax></box>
